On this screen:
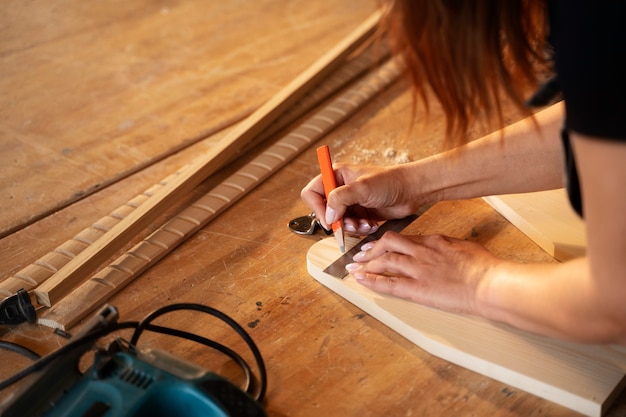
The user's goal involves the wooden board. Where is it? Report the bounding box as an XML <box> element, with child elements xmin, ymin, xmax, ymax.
<box><xmin>484</xmin><ymin>190</ymin><xmax>586</xmax><ymax>262</ymax></box>
<box><xmin>307</xmin><ymin>236</ymin><xmax>626</xmax><ymax>417</ymax></box>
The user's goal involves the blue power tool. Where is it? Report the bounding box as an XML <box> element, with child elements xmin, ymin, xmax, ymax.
<box><xmin>42</xmin><ymin>344</ymin><xmax>265</xmax><ymax>417</ymax></box>
<box><xmin>0</xmin><ymin>304</ymin><xmax>267</xmax><ymax>417</ymax></box>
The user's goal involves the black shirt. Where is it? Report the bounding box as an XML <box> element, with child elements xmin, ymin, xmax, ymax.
<box><xmin>547</xmin><ymin>1</ymin><xmax>626</xmax><ymax>216</ymax></box>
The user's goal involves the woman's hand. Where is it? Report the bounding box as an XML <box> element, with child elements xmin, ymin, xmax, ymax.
<box><xmin>301</xmin><ymin>163</ymin><xmax>430</xmax><ymax>235</ymax></box>
<box><xmin>345</xmin><ymin>231</ymin><xmax>501</xmax><ymax>316</ymax></box>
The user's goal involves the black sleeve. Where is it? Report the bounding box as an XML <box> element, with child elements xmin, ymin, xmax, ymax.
<box><xmin>550</xmin><ymin>1</ymin><xmax>626</xmax><ymax>141</ymax></box>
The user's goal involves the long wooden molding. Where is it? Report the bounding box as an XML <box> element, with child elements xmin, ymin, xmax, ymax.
<box><xmin>28</xmin><ymin>11</ymin><xmax>384</xmax><ymax>307</ymax></box>
<box><xmin>0</xmin><ymin>40</ymin><xmax>385</xmax><ymax>299</ymax></box>
<box><xmin>0</xmin><ymin>170</ymin><xmax>181</xmax><ymax>298</ymax></box>
<box><xmin>38</xmin><ymin>58</ymin><xmax>403</xmax><ymax>330</ymax></box>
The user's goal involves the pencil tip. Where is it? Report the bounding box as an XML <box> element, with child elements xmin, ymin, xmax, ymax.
<box><xmin>335</xmin><ymin>226</ymin><xmax>345</xmax><ymax>253</ymax></box>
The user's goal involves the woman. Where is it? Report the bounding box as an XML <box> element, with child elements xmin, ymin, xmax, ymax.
<box><xmin>301</xmin><ymin>1</ymin><xmax>626</xmax><ymax>345</ymax></box>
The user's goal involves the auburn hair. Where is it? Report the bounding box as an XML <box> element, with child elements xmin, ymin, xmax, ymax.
<box><xmin>383</xmin><ymin>0</ymin><xmax>550</xmax><ymax>147</ymax></box>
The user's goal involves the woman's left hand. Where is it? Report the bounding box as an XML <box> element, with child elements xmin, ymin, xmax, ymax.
<box><xmin>345</xmin><ymin>231</ymin><xmax>502</xmax><ymax>316</ymax></box>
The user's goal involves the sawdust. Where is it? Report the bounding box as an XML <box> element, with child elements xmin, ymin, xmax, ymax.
<box><xmin>338</xmin><ymin>147</ymin><xmax>411</xmax><ymax>165</ymax></box>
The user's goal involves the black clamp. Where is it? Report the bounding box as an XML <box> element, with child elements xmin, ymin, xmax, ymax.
<box><xmin>0</xmin><ymin>289</ymin><xmax>36</xmax><ymax>325</ymax></box>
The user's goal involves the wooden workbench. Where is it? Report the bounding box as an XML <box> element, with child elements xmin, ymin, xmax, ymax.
<box><xmin>1</xmin><ymin>1</ymin><xmax>625</xmax><ymax>416</ymax></box>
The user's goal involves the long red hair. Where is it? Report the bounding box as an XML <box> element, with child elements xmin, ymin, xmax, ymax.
<box><xmin>383</xmin><ymin>0</ymin><xmax>550</xmax><ymax>146</ymax></box>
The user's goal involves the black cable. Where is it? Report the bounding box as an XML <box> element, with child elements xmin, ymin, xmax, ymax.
<box><xmin>0</xmin><ymin>303</ymin><xmax>267</xmax><ymax>404</ymax></box>
<box><xmin>0</xmin><ymin>304</ymin><xmax>267</xmax><ymax>405</ymax></box>
<box><xmin>0</xmin><ymin>321</ymin><xmax>138</xmax><ymax>391</ymax></box>
<box><xmin>0</xmin><ymin>341</ymin><xmax>41</xmax><ymax>361</ymax></box>
<box><xmin>130</xmin><ymin>303</ymin><xmax>267</xmax><ymax>402</ymax></box>
<box><xmin>143</xmin><ymin>323</ymin><xmax>254</xmax><ymax>396</ymax></box>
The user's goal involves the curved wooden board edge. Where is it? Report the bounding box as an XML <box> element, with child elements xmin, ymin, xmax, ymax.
<box><xmin>306</xmin><ymin>236</ymin><xmax>626</xmax><ymax>417</ymax></box>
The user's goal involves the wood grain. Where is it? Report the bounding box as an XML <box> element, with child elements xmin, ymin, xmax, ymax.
<box><xmin>0</xmin><ymin>42</ymin><xmax>385</xmax><ymax>300</ymax></box>
<box><xmin>0</xmin><ymin>1</ymin><xmax>381</xmax><ymax>237</ymax></box>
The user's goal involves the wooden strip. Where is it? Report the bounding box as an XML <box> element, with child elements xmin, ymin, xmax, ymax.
<box><xmin>238</xmin><ymin>41</ymin><xmax>387</xmax><ymax>154</ymax></box>
<box><xmin>31</xmin><ymin>11</ymin><xmax>384</xmax><ymax>307</ymax></box>
<box><xmin>307</xmin><ymin>237</ymin><xmax>626</xmax><ymax>417</ymax></box>
<box><xmin>38</xmin><ymin>58</ymin><xmax>402</xmax><ymax>330</ymax></box>
<box><xmin>483</xmin><ymin>190</ymin><xmax>586</xmax><ymax>262</ymax></box>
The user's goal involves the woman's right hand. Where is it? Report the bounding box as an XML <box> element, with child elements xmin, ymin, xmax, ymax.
<box><xmin>300</xmin><ymin>163</ymin><xmax>429</xmax><ymax>235</ymax></box>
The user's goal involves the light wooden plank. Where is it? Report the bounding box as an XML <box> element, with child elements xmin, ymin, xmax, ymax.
<box><xmin>307</xmin><ymin>236</ymin><xmax>626</xmax><ymax>417</ymax></box>
<box><xmin>484</xmin><ymin>189</ymin><xmax>586</xmax><ymax>262</ymax></box>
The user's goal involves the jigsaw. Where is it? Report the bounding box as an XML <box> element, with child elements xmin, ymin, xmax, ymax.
<box><xmin>0</xmin><ymin>304</ymin><xmax>267</xmax><ymax>417</ymax></box>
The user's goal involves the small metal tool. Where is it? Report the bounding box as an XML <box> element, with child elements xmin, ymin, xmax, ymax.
<box><xmin>323</xmin><ymin>204</ymin><xmax>434</xmax><ymax>279</ymax></box>
<box><xmin>0</xmin><ymin>289</ymin><xmax>36</xmax><ymax>325</ymax></box>
<box><xmin>289</xmin><ymin>213</ymin><xmax>331</xmax><ymax>236</ymax></box>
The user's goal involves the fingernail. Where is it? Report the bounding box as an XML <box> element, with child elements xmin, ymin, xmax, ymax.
<box><xmin>352</xmin><ymin>251</ymin><xmax>366</xmax><ymax>261</ymax></box>
<box><xmin>345</xmin><ymin>262</ymin><xmax>360</xmax><ymax>272</ymax></box>
<box><xmin>356</xmin><ymin>221</ymin><xmax>371</xmax><ymax>234</ymax></box>
<box><xmin>325</xmin><ymin>206</ymin><xmax>336</xmax><ymax>225</ymax></box>
<box><xmin>344</xmin><ymin>222</ymin><xmax>356</xmax><ymax>233</ymax></box>
<box><xmin>353</xmin><ymin>273</ymin><xmax>366</xmax><ymax>281</ymax></box>
<box><xmin>360</xmin><ymin>242</ymin><xmax>375</xmax><ymax>251</ymax></box>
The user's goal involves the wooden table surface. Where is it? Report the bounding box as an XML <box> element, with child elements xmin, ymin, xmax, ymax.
<box><xmin>1</xmin><ymin>2</ymin><xmax>625</xmax><ymax>416</ymax></box>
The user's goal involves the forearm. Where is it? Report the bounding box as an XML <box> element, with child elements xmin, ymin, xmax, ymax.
<box><xmin>407</xmin><ymin>102</ymin><xmax>566</xmax><ymax>203</ymax></box>
<box><xmin>313</xmin><ymin>103</ymin><xmax>566</xmax><ymax>228</ymax></box>
<box><xmin>479</xmin><ymin>258</ymin><xmax>626</xmax><ymax>344</ymax></box>
<box><xmin>476</xmin><ymin>124</ymin><xmax>626</xmax><ymax>344</ymax></box>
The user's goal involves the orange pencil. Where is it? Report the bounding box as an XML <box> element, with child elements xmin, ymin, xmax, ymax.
<box><xmin>316</xmin><ymin>145</ymin><xmax>345</xmax><ymax>253</ymax></box>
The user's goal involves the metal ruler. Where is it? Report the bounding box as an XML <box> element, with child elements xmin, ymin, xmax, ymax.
<box><xmin>323</xmin><ymin>204</ymin><xmax>432</xmax><ymax>278</ymax></box>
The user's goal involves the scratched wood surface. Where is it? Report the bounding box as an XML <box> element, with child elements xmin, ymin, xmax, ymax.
<box><xmin>0</xmin><ymin>0</ymin><xmax>378</xmax><ymax>237</ymax></box>
<box><xmin>1</xmin><ymin>2</ymin><xmax>626</xmax><ymax>417</ymax></box>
